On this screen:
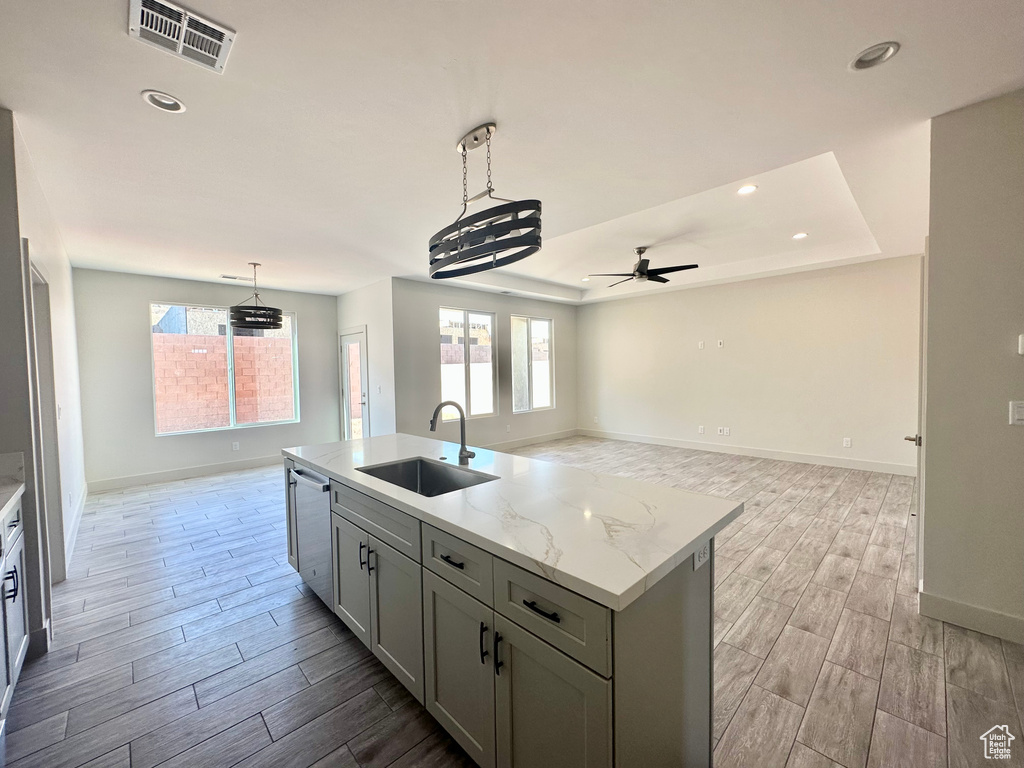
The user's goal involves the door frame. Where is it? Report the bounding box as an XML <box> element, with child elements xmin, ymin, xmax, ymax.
<box><xmin>339</xmin><ymin>325</ymin><xmax>370</xmax><ymax>440</ymax></box>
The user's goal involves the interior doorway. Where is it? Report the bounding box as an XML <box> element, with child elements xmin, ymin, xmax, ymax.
<box><xmin>340</xmin><ymin>327</ymin><xmax>369</xmax><ymax>440</ymax></box>
<box><xmin>29</xmin><ymin>260</ymin><xmax>66</xmax><ymax>584</ymax></box>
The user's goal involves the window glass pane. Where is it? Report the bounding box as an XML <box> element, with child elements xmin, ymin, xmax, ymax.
<box><xmin>467</xmin><ymin>312</ymin><xmax>494</xmax><ymax>416</ymax></box>
<box><xmin>511</xmin><ymin>316</ymin><xmax>530</xmax><ymax>413</ymax></box>
<box><xmin>234</xmin><ymin>315</ymin><xmax>296</xmax><ymax>425</ymax></box>
<box><xmin>152</xmin><ymin>304</ymin><xmax>230</xmax><ymax>434</ymax></box>
<box><xmin>531</xmin><ymin>319</ymin><xmax>551</xmax><ymax>408</ymax></box>
<box><xmin>439</xmin><ymin>308</ymin><xmax>466</xmax><ymax>419</ymax></box>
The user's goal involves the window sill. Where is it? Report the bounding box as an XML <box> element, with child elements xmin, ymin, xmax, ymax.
<box><xmin>156</xmin><ymin>418</ymin><xmax>300</xmax><ymax>437</ymax></box>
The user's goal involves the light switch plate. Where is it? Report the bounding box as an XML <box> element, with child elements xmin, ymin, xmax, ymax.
<box><xmin>1010</xmin><ymin>401</ymin><xmax>1024</xmax><ymax>426</ymax></box>
<box><xmin>694</xmin><ymin>540</ymin><xmax>710</xmax><ymax>570</ymax></box>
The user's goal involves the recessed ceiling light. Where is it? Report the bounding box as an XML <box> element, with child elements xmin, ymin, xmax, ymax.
<box><xmin>737</xmin><ymin>184</ymin><xmax>758</xmax><ymax>195</ymax></box>
<box><xmin>581</xmin><ymin>277</ymin><xmax>591</xmax><ymax>282</ymax></box>
<box><xmin>793</xmin><ymin>232</ymin><xmax>809</xmax><ymax>240</ymax></box>
<box><xmin>142</xmin><ymin>90</ymin><xmax>186</xmax><ymax>113</ymax></box>
<box><xmin>850</xmin><ymin>42</ymin><xmax>900</xmax><ymax>71</ymax></box>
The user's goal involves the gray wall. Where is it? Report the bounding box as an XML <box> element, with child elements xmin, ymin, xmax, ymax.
<box><xmin>921</xmin><ymin>88</ymin><xmax>1024</xmax><ymax>642</ymax></box>
<box><xmin>74</xmin><ymin>269</ymin><xmax>342</xmax><ymax>489</ymax></box>
<box><xmin>337</xmin><ymin>278</ymin><xmax>397</xmax><ymax>436</ymax></box>
<box><xmin>13</xmin><ymin>118</ymin><xmax>88</xmax><ymax>565</ymax></box>
<box><xmin>391</xmin><ymin>278</ymin><xmax>578</xmax><ymax>450</ymax></box>
<box><xmin>577</xmin><ymin>257</ymin><xmax>922</xmax><ymax>474</ymax></box>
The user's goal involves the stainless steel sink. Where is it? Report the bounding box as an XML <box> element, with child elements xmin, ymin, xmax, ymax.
<box><xmin>356</xmin><ymin>457</ymin><xmax>498</xmax><ymax>497</ymax></box>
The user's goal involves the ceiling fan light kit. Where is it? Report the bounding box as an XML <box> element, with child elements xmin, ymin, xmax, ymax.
<box><xmin>428</xmin><ymin>122</ymin><xmax>542</xmax><ymax>279</ymax></box>
<box><xmin>229</xmin><ymin>262</ymin><xmax>283</xmax><ymax>330</ymax></box>
<box><xmin>589</xmin><ymin>246</ymin><xmax>699</xmax><ymax>288</ymax></box>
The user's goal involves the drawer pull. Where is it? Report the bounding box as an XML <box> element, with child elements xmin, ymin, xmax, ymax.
<box><xmin>440</xmin><ymin>553</ymin><xmax>465</xmax><ymax>570</ymax></box>
<box><xmin>366</xmin><ymin>548</ymin><xmax>376</xmax><ymax>574</ymax></box>
<box><xmin>523</xmin><ymin>599</ymin><xmax>561</xmax><ymax>623</ymax></box>
<box><xmin>493</xmin><ymin>631</ymin><xmax>504</xmax><ymax>675</ymax></box>
<box><xmin>358</xmin><ymin>542</ymin><xmax>367</xmax><ymax>570</ymax></box>
<box><xmin>4</xmin><ymin>565</ymin><xmax>17</xmax><ymax>602</ymax></box>
<box><xmin>479</xmin><ymin>621</ymin><xmax>489</xmax><ymax>664</ymax></box>
<box><xmin>7</xmin><ymin>516</ymin><xmax>18</xmax><ymax>530</ymax></box>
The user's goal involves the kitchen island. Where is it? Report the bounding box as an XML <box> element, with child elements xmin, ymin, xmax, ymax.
<box><xmin>284</xmin><ymin>433</ymin><xmax>742</xmax><ymax>768</ymax></box>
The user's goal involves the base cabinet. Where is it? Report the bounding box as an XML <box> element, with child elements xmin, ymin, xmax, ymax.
<box><xmin>4</xmin><ymin>533</ymin><xmax>28</xmax><ymax>684</ymax></box>
<box><xmin>332</xmin><ymin>515</ymin><xmax>371</xmax><ymax>648</ymax></box>
<box><xmin>423</xmin><ymin>571</ymin><xmax>497</xmax><ymax>768</ymax></box>
<box><xmin>332</xmin><ymin>512</ymin><xmax>425</xmax><ymax>703</ymax></box>
<box><xmin>424</xmin><ymin>571</ymin><xmax>612</xmax><ymax>768</ymax></box>
<box><xmin>494</xmin><ymin>615</ymin><xmax>612</xmax><ymax>768</ymax></box>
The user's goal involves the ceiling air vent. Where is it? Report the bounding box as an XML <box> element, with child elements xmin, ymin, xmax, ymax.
<box><xmin>129</xmin><ymin>0</ymin><xmax>235</xmax><ymax>73</ymax></box>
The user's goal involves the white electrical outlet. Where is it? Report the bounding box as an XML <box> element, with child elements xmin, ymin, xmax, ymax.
<box><xmin>377</xmin><ymin>385</ymin><xmax>382</xmax><ymax>394</ymax></box>
<box><xmin>694</xmin><ymin>541</ymin><xmax>710</xmax><ymax>570</ymax></box>
<box><xmin>698</xmin><ymin>340</ymin><xmax>705</xmax><ymax>350</ymax></box>
<box><xmin>724</xmin><ymin>427</ymin><xmax>731</xmax><ymax>436</ymax></box>
<box><xmin>698</xmin><ymin>425</ymin><xmax>705</xmax><ymax>434</ymax></box>
<box><xmin>506</xmin><ymin>424</ymin><xmax>511</xmax><ymax>433</ymax></box>
<box><xmin>232</xmin><ymin>442</ymin><xmax>239</xmax><ymax>451</ymax></box>
<box><xmin>717</xmin><ymin>427</ymin><xmax>724</xmax><ymax>435</ymax></box>
<box><xmin>717</xmin><ymin>340</ymin><xmax>724</xmax><ymax>348</ymax></box>
<box><xmin>593</xmin><ymin>416</ymin><xmax>599</xmax><ymax>424</ymax></box>
<box><xmin>843</xmin><ymin>437</ymin><xmax>852</xmax><ymax>448</ymax></box>
<box><xmin>1010</xmin><ymin>401</ymin><xmax>1024</xmax><ymax>426</ymax></box>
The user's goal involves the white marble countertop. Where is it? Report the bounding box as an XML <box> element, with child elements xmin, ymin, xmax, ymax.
<box><xmin>284</xmin><ymin>434</ymin><xmax>742</xmax><ymax>611</ymax></box>
<box><xmin>0</xmin><ymin>478</ymin><xmax>25</xmax><ymax>521</ymax></box>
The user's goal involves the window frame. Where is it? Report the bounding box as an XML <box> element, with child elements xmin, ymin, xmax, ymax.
<box><xmin>511</xmin><ymin>314</ymin><xmax>555</xmax><ymax>414</ymax></box>
<box><xmin>438</xmin><ymin>306</ymin><xmax>498</xmax><ymax>421</ymax></box>
<box><xmin>149</xmin><ymin>301</ymin><xmax>300</xmax><ymax>436</ymax></box>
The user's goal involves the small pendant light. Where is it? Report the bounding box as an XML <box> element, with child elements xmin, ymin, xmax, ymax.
<box><xmin>230</xmin><ymin>262</ymin><xmax>283</xmax><ymax>330</ymax></box>
<box><xmin>428</xmin><ymin>122</ymin><xmax>542</xmax><ymax>279</ymax></box>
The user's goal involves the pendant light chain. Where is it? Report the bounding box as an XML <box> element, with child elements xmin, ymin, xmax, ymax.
<box><xmin>461</xmin><ymin>144</ymin><xmax>468</xmax><ymax>206</ymax></box>
<box><xmin>485</xmin><ymin>130</ymin><xmax>493</xmax><ymax>192</ymax></box>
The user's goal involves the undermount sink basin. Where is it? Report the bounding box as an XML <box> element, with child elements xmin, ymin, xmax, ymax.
<box><xmin>356</xmin><ymin>456</ymin><xmax>498</xmax><ymax>497</ymax></box>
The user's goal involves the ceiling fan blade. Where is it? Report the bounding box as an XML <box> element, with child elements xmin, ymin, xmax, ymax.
<box><xmin>588</xmin><ymin>273</ymin><xmax>634</xmax><ymax>277</ymax></box>
<box><xmin>606</xmin><ymin>277</ymin><xmax>634</xmax><ymax>288</ymax></box>
<box><xmin>637</xmin><ymin>258</ymin><xmax>650</xmax><ymax>273</ymax></box>
<box><xmin>647</xmin><ymin>275</ymin><xmax>670</xmax><ymax>283</ymax></box>
<box><xmin>647</xmin><ymin>264</ymin><xmax>699</xmax><ymax>276</ymax></box>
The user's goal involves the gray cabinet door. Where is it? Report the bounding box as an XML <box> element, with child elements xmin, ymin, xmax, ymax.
<box><xmin>285</xmin><ymin>462</ymin><xmax>298</xmax><ymax>571</ymax></box>
<box><xmin>332</xmin><ymin>514</ymin><xmax>371</xmax><ymax>649</ymax></box>
<box><xmin>4</xmin><ymin>533</ymin><xmax>29</xmax><ymax>684</ymax></box>
<box><xmin>369</xmin><ymin>536</ymin><xmax>424</xmax><ymax>704</ymax></box>
<box><xmin>423</xmin><ymin>570</ymin><xmax>496</xmax><ymax>768</ymax></box>
<box><xmin>494</xmin><ymin>615</ymin><xmax>612</xmax><ymax>768</ymax></box>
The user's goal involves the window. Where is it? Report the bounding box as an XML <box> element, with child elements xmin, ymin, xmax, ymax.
<box><xmin>439</xmin><ymin>307</ymin><xmax>496</xmax><ymax>420</ymax></box>
<box><xmin>511</xmin><ymin>316</ymin><xmax>553</xmax><ymax>412</ymax></box>
<box><xmin>151</xmin><ymin>303</ymin><xmax>298</xmax><ymax>435</ymax></box>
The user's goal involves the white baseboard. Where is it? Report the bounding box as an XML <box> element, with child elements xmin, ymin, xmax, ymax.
<box><xmin>88</xmin><ymin>456</ymin><xmax>282</xmax><ymax>493</ymax></box>
<box><xmin>63</xmin><ymin>483</ymin><xmax>87</xmax><ymax>571</ymax></box>
<box><xmin>483</xmin><ymin>429</ymin><xmax>580</xmax><ymax>453</ymax></box>
<box><xmin>576</xmin><ymin>428</ymin><xmax>917</xmax><ymax>476</ymax></box>
<box><xmin>920</xmin><ymin>590</ymin><xmax>1024</xmax><ymax>645</ymax></box>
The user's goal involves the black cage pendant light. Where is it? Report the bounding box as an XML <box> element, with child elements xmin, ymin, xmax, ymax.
<box><xmin>428</xmin><ymin>123</ymin><xmax>542</xmax><ymax>279</ymax></box>
<box><xmin>230</xmin><ymin>262</ymin><xmax>283</xmax><ymax>330</ymax></box>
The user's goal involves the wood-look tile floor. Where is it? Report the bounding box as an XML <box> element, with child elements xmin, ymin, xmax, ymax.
<box><xmin>10</xmin><ymin>438</ymin><xmax>1023</xmax><ymax>767</ymax></box>
<box><xmin>9</xmin><ymin>467</ymin><xmax>474</xmax><ymax>768</ymax></box>
<box><xmin>515</xmin><ymin>437</ymin><xmax>1024</xmax><ymax>768</ymax></box>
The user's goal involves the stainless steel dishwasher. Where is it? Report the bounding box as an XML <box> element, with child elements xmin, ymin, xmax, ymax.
<box><xmin>289</xmin><ymin>466</ymin><xmax>333</xmax><ymax>607</ymax></box>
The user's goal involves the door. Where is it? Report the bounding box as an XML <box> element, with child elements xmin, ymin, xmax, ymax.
<box><xmin>332</xmin><ymin>514</ymin><xmax>371</xmax><ymax>648</ymax></box>
<box><xmin>368</xmin><ymin>536</ymin><xmax>424</xmax><ymax>703</ymax></box>
<box><xmin>5</xmin><ymin>533</ymin><xmax>30</xmax><ymax>682</ymax></box>
<box><xmin>340</xmin><ymin>328</ymin><xmax>369</xmax><ymax>440</ymax></box>
<box><xmin>914</xmin><ymin>240</ymin><xmax>928</xmax><ymax>592</ymax></box>
<box><xmin>493</xmin><ymin>614</ymin><xmax>612</xmax><ymax>768</ymax></box>
<box><xmin>423</xmin><ymin>571</ymin><xmax>496</xmax><ymax>768</ymax></box>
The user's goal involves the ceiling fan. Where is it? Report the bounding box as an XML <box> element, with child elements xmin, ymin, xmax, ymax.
<box><xmin>589</xmin><ymin>247</ymin><xmax>699</xmax><ymax>288</ymax></box>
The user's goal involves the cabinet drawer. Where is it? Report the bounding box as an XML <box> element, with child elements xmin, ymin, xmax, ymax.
<box><xmin>493</xmin><ymin>560</ymin><xmax>611</xmax><ymax>677</ymax></box>
<box><xmin>2</xmin><ymin>498</ymin><xmax>22</xmax><ymax>555</ymax></box>
<box><xmin>422</xmin><ymin>524</ymin><xmax>493</xmax><ymax>606</ymax></box>
<box><xmin>331</xmin><ymin>481</ymin><xmax>421</xmax><ymax>562</ymax></box>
